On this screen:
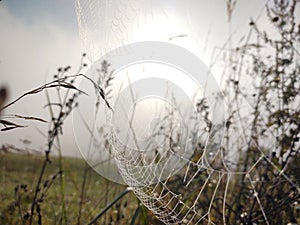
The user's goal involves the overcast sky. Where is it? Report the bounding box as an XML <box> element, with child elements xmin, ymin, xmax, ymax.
<box><xmin>0</xmin><ymin>0</ymin><xmax>274</xmax><ymax>157</ymax></box>
<box><xmin>0</xmin><ymin>0</ymin><xmax>84</xmax><ymax>156</ymax></box>
<box><xmin>0</xmin><ymin>0</ymin><xmax>82</xmax><ymax>97</ymax></box>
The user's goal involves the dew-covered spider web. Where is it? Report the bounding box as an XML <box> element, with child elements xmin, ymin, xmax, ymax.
<box><xmin>75</xmin><ymin>0</ymin><xmax>300</xmax><ymax>224</ymax></box>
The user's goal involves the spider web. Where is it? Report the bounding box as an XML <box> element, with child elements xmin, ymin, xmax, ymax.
<box><xmin>75</xmin><ymin>1</ymin><xmax>300</xmax><ymax>224</ymax></box>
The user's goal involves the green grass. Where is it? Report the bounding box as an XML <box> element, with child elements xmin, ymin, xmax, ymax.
<box><xmin>0</xmin><ymin>152</ymin><xmax>152</xmax><ymax>225</ymax></box>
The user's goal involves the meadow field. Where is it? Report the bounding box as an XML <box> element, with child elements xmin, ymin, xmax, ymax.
<box><xmin>0</xmin><ymin>152</ymin><xmax>161</xmax><ymax>225</ymax></box>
